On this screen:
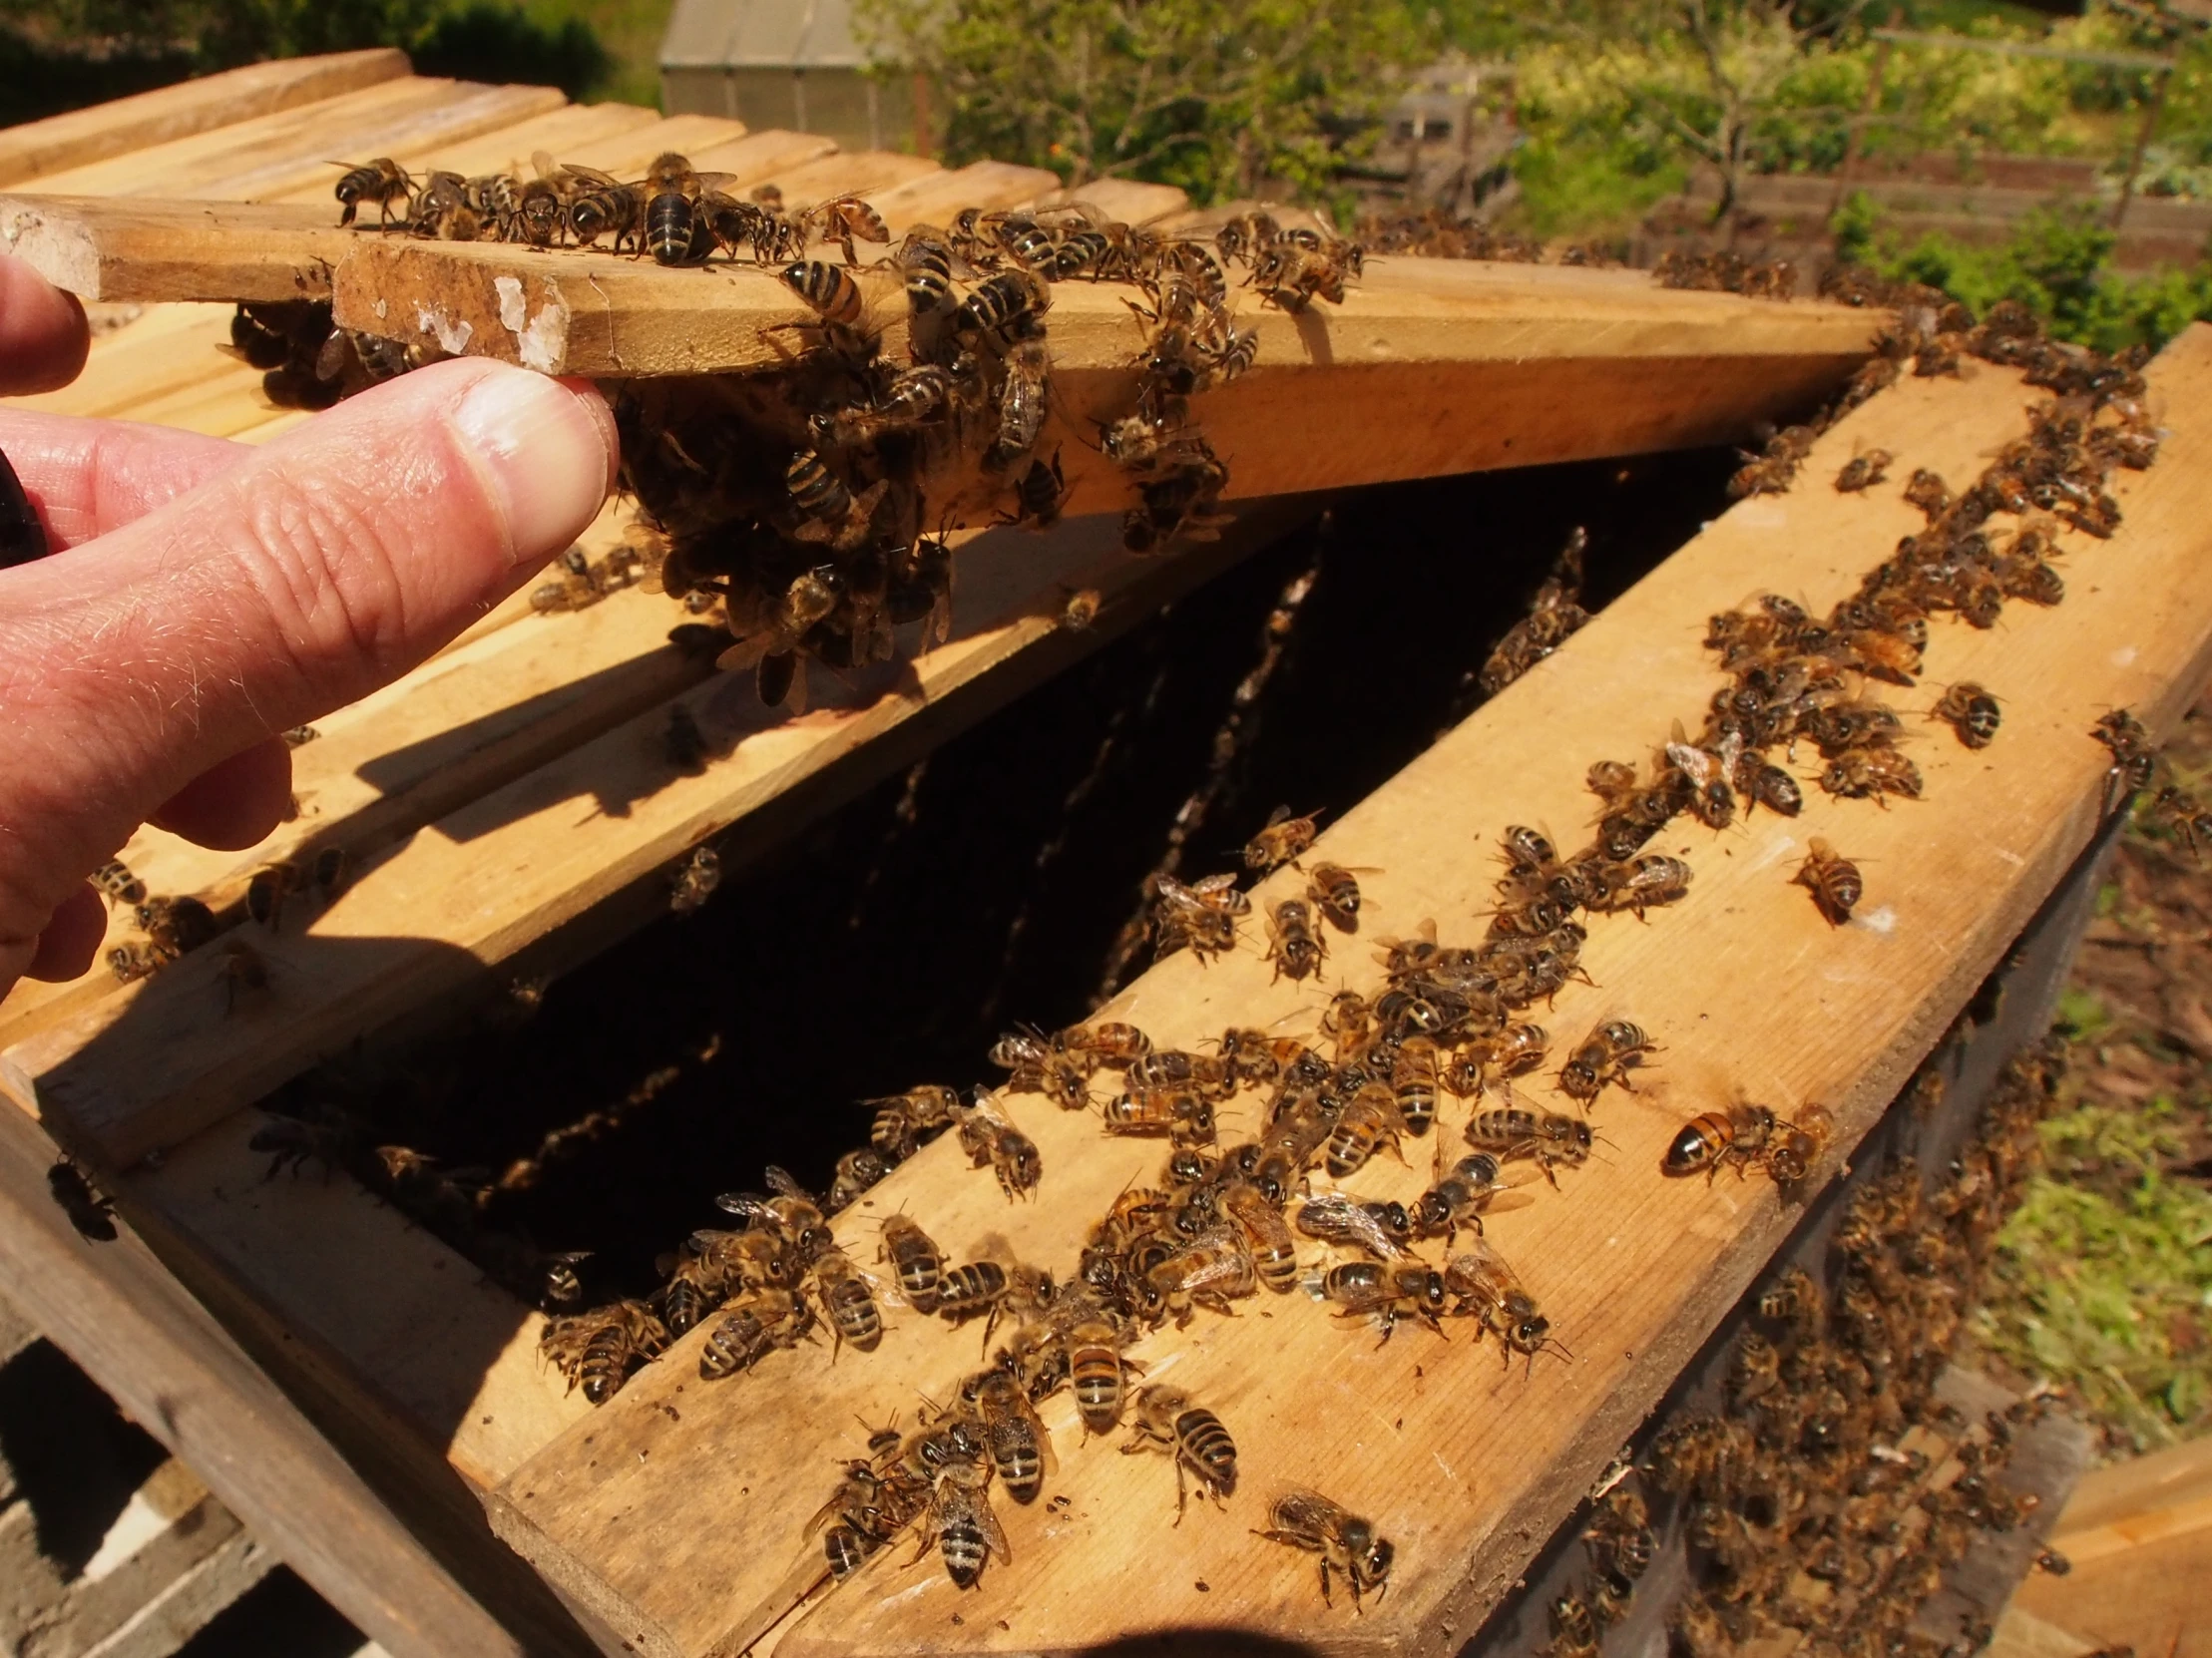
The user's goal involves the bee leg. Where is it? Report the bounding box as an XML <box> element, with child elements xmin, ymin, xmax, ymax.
<box><xmin>1172</xmin><ymin>1457</ymin><xmax>1188</xmax><ymax>1527</ymax></box>
<box><xmin>1318</xmin><ymin>1558</ymin><xmax>1335</xmax><ymax>1607</ymax></box>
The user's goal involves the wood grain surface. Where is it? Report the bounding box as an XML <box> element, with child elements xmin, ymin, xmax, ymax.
<box><xmin>471</xmin><ymin>331</ymin><xmax>2212</xmax><ymax>1658</ymax></box>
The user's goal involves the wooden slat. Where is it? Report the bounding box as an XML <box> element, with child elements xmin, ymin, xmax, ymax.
<box><xmin>0</xmin><ymin>498</ymin><xmax>1312</xmax><ymax>1166</ymax></box>
<box><xmin>752</xmin><ymin>151</ymin><xmax>941</xmax><ymax>206</ymax></box>
<box><xmin>1041</xmin><ymin>178</ymin><xmax>1191</xmax><ymax>225</ymax></box>
<box><xmin>22</xmin><ymin>78</ymin><xmax>568</xmax><ymax>204</ymax></box>
<box><xmin>0</xmin><ymin>196</ymin><xmax>350</xmax><ymax>302</ymax></box>
<box><xmin>688</xmin><ymin>128</ymin><xmax>843</xmax><ymax>182</ymax></box>
<box><xmin>463</xmin><ymin>332</ymin><xmax>2212</xmax><ymax>1658</ymax></box>
<box><xmin>0</xmin><ymin>49</ymin><xmax>409</xmax><ymax>189</ymax></box>
<box><xmin>0</xmin><ymin>1101</ymin><xmax>529</xmax><ymax>1658</ymax></box>
<box><xmin>871</xmin><ymin>159</ymin><xmax>1063</xmax><ymax>232</ymax></box>
<box><xmin>1</xmin><ymin>301</ymin><xmax>238</xmax><ymax>419</ymax></box>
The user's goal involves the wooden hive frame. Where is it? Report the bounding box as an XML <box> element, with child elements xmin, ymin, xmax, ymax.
<box><xmin>3</xmin><ymin>47</ymin><xmax>2204</xmax><ymax>1658</ymax></box>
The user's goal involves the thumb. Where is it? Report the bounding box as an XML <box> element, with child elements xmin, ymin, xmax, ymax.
<box><xmin>0</xmin><ymin>357</ymin><xmax>616</xmax><ymax>939</ymax></box>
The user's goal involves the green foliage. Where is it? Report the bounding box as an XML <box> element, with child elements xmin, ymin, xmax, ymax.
<box><xmin>1833</xmin><ymin>193</ymin><xmax>2212</xmax><ymax>353</ymax></box>
<box><xmin>414</xmin><ymin>1</ymin><xmax>610</xmax><ymax>100</ymax></box>
<box><xmin>0</xmin><ymin>0</ymin><xmax>627</xmax><ymax>117</ymax></box>
<box><xmin>1974</xmin><ymin>1094</ymin><xmax>2212</xmax><ymax>1451</ymax></box>
<box><xmin>855</xmin><ymin>0</ymin><xmax>1432</xmax><ymax>205</ymax></box>
<box><xmin>1513</xmin><ymin>132</ymin><xmax>1686</xmax><ymax>238</ymax></box>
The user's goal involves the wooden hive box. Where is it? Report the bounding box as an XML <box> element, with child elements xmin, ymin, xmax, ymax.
<box><xmin>0</xmin><ymin>48</ymin><xmax>2202</xmax><ymax>1658</ymax></box>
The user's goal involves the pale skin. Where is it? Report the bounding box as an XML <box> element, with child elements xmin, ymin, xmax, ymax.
<box><xmin>0</xmin><ymin>257</ymin><xmax>621</xmax><ymax>999</ymax></box>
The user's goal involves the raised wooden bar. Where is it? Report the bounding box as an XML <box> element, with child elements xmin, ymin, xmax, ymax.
<box><xmin>459</xmin><ymin>332</ymin><xmax>2212</xmax><ymax>1658</ymax></box>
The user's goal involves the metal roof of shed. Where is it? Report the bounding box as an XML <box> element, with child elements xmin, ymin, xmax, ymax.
<box><xmin>660</xmin><ymin>0</ymin><xmax>882</xmax><ymax>70</ymax></box>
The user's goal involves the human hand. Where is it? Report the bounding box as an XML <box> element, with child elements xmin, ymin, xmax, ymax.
<box><xmin>0</xmin><ymin>258</ymin><xmax>619</xmax><ymax>1001</ymax></box>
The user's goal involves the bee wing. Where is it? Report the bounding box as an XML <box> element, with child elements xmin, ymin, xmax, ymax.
<box><xmin>694</xmin><ymin>171</ymin><xmax>740</xmax><ymax>193</ymax></box>
<box><xmin>1481</xmin><ymin>1189</ymin><xmax>1539</xmax><ymax>1217</ymax></box>
<box><xmin>964</xmin><ymin>1483</ymin><xmax>1013</xmax><ymax>1562</ymax></box>
<box><xmin>764</xmin><ymin>1164</ymin><xmax>816</xmax><ymax>1203</ymax></box>
<box><xmin>1272</xmin><ymin>1486</ymin><xmax>1344</xmax><ymax>1532</ymax></box>
<box><xmin>1189</xmin><ymin>872</ymin><xmax>1242</xmax><ymax>897</ymax></box>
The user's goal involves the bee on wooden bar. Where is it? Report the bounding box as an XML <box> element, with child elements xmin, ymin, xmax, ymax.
<box><xmin>1059</xmin><ymin>587</ymin><xmax>1102</xmax><ymax>631</ymax></box>
<box><xmin>866</xmin><ymin>1085</ymin><xmax>961</xmax><ymax>1162</ymax></box>
<box><xmin>918</xmin><ymin>1461</ymin><xmax>1009</xmax><ymax>1588</ymax></box>
<box><xmin>1324</xmin><ymin>1082</ymin><xmax>1408</xmax><ymax>1178</ymax></box>
<box><xmin>808</xmin><ymin>1245</ymin><xmax>883</xmax><ymax>1357</ymax></box>
<box><xmin>1413</xmin><ymin>1152</ymin><xmax>1533</xmax><ymax>1249</ymax></box>
<box><xmin>1066</xmin><ymin>1315</ymin><xmax>1141</xmax><ymax>1437</ymax></box>
<box><xmin>1245</xmin><ymin>805</ymin><xmax>1322</xmax><ymax>872</ymax></box>
<box><xmin>1446</xmin><ymin>1238</ymin><xmax>1562</xmax><ymax>1366</ymax></box>
<box><xmin>891</xmin><ymin>225</ymin><xmax>957</xmax><ymax>315</ymax></box>
<box><xmin>966</xmin><ymin>1367</ymin><xmax>1056</xmax><ymax>1503</ymax></box>
<box><xmin>1903</xmin><ymin>467</ymin><xmax>1953</xmax><ymax>518</ymax></box>
<box><xmin>1257</xmin><ymin>1487</ymin><xmax>1395</xmax><ymax>1611</ymax></box>
<box><xmin>798</xmin><ymin>194</ymin><xmax>890</xmax><ymax>264</ymax></box>
<box><xmin>639</xmin><ymin>153</ymin><xmax>725</xmax><ymax>264</ymax></box>
<box><xmin>873</xmin><ymin>1213</ymin><xmax>945</xmax><ymax>1312</ymax></box>
<box><xmin>2093</xmin><ymin>707</ymin><xmax>2156</xmax><ymax>808</ymax></box>
<box><xmin>1557</xmin><ymin>1020</ymin><xmax>1658</xmax><ymax>1109</ymax></box>
<box><xmin>1304</xmin><ymin>862</ymin><xmax>1368</xmax><ymax>933</ymax></box>
<box><xmin>1123</xmin><ymin>1385</ymin><xmax>1236</xmax><ymax>1517</ymax></box>
<box><xmin>1765</xmin><ymin>1104</ymin><xmax>1835</xmax><ymax>1186</ymax></box>
<box><xmin>562</xmin><ymin>165</ymin><xmax>644</xmax><ymax>251</ymax></box>
<box><xmin>136</xmin><ymin>894</ymin><xmax>219</xmax><ymax>961</ymax></box>
<box><xmin>1265</xmin><ymin>898</ymin><xmax>1327</xmax><ymax>983</ymax></box>
<box><xmin>1321</xmin><ymin>1259</ymin><xmax>1449</xmax><ymax>1344</ymax></box>
<box><xmin>92</xmin><ymin>859</ymin><xmax>145</xmax><ymax>907</ymax></box>
<box><xmin>1219</xmin><ymin>1181</ymin><xmax>1299</xmax><ymax>1294</ymax></box>
<box><xmin>47</xmin><ymin>1158</ymin><xmax>117</xmax><ymax>1242</ymax></box>
<box><xmin>826</xmin><ymin>1147</ymin><xmax>890</xmax><ymax>1213</ymax></box>
<box><xmin>1793</xmin><ymin>837</ymin><xmax>1862</xmax><ymax>926</ymax></box>
<box><xmin>1662</xmin><ymin>1101</ymin><xmax>1777</xmax><ymax>1181</ymax></box>
<box><xmin>956</xmin><ymin>269</ymin><xmax>1052</xmax><ymax>344</ymax></box>
<box><xmin>1150</xmin><ymin>873</ymin><xmax>1243</xmax><ymax>962</ymax></box>
<box><xmin>1835</xmin><ymin>448</ymin><xmax>1894</xmax><ymax>492</ymax></box>
<box><xmin>1294</xmin><ymin>1190</ymin><xmax>1412</xmax><ymax>1260</ymax></box>
<box><xmin>1583</xmin><ymin>854</ymin><xmax>1692</xmax><ymax>919</ymax></box>
<box><xmin>1820</xmin><ymin>747</ymin><xmax>1923</xmax><ymax>803</ymax></box>
<box><xmin>698</xmin><ymin>1288</ymin><xmax>814</xmax><ymax>1381</ymax></box>
<box><xmin>1465</xmin><ymin>1106</ymin><xmax>1592</xmax><ymax>1187</ymax></box>
<box><xmin>333</xmin><ymin>158</ymin><xmax>413</xmax><ymax>227</ymax></box>
<box><xmin>669</xmin><ymin>846</ymin><xmax>721</xmax><ymax>915</ymax></box>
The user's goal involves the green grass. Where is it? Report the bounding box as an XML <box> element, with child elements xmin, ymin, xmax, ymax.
<box><xmin>1974</xmin><ymin>1094</ymin><xmax>2212</xmax><ymax>1451</ymax></box>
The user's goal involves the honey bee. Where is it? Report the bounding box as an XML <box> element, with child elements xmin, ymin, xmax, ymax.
<box><xmin>1102</xmin><ymin>1087</ymin><xmax>1215</xmax><ymax>1145</ymax></box>
<box><xmin>1413</xmin><ymin>1152</ymin><xmax>1533</xmax><ymax>1247</ymax></box>
<box><xmin>92</xmin><ymin>859</ymin><xmax>145</xmax><ymax>906</ymax></box>
<box><xmin>1445</xmin><ymin>1239</ymin><xmax>1560</xmax><ymax>1364</ymax></box>
<box><xmin>864</xmin><ymin>1213</ymin><xmax>943</xmax><ymax>1313</ymax></box>
<box><xmin>562</xmin><ymin>165</ymin><xmax>644</xmax><ymax>251</ymax></box>
<box><xmin>918</xmin><ymin>1461</ymin><xmax>1010</xmax><ymax>1588</ymax></box>
<box><xmin>1250</xmin><ymin>239</ymin><xmax>1355</xmax><ymax>310</ymax></box>
<box><xmin>1930</xmin><ymin>681</ymin><xmax>2001</xmax><ymax>749</ymax></box>
<box><xmin>333</xmin><ymin>158</ymin><xmax>414</xmax><ymax>228</ymax></box>
<box><xmin>1067</xmin><ymin>1316</ymin><xmax>1141</xmax><ymax>1437</ymax></box>
<box><xmin>639</xmin><ymin>152</ymin><xmax>729</xmax><ymax>263</ymax></box>
<box><xmin>1151</xmin><ymin>872</ymin><xmax>1244</xmax><ymax>962</ymax></box>
<box><xmin>891</xmin><ymin>225</ymin><xmax>956</xmax><ymax>315</ymax></box>
<box><xmin>1142</xmin><ymin>1226</ymin><xmax>1256</xmax><ymax>1326</ymax></box>
<box><xmin>216</xmin><ymin>939</ymin><xmax>268</xmax><ymax>1014</ymax></box>
<box><xmin>1662</xmin><ymin>1101</ymin><xmax>1777</xmax><ymax>1180</ymax></box>
<box><xmin>1390</xmin><ymin>1036</ymin><xmax>1440</xmax><ymax>1137</ymax></box>
<box><xmin>1820</xmin><ymin>747</ymin><xmax>1923</xmax><ymax>803</ymax></box>
<box><xmin>777</xmin><ymin>258</ymin><xmax>875</xmax><ymax>358</ymax></box>
<box><xmin>1221</xmin><ymin>1181</ymin><xmax>1299</xmax><ymax>1293</ymax></box>
<box><xmin>1903</xmin><ymin>467</ymin><xmax>1953</xmax><ymax>518</ymax></box>
<box><xmin>1757</xmin><ymin>1265</ymin><xmax>1824</xmax><ymax>1335</ymax></box>
<box><xmin>966</xmin><ymin>1366</ymin><xmax>1056</xmax><ymax>1503</ymax></box>
<box><xmin>1265</xmin><ymin>898</ymin><xmax>1327</xmax><ymax>983</ymax></box>
<box><xmin>1294</xmin><ymin>1190</ymin><xmax>1412</xmax><ymax>1260</ymax></box>
<box><xmin>1256</xmin><ymin>1488</ymin><xmax>1395</xmax><ymax>1610</ymax></box>
<box><xmin>1465</xmin><ymin>1106</ymin><xmax>1592</xmax><ymax>1186</ymax></box>
<box><xmin>826</xmin><ymin>1147</ymin><xmax>889</xmax><ymax>1213</ymax></box>
<box><xmin>1322</xmin><ymin>990</ymin><xmax>1375</xmax><ymax>1060</ymax></box>
<box><xmin>866</xmin><ymin>1084</ymin><xmax>961</xmax><ymax>1161</ymax></box>
<box><xmin>955</xmin><ymin>269</ymin><xmax>1052</xmax><ymax>344</ymax></box>
<box><xmin>1305</xmin><ymin>863</ymin><xmax>1367</xmax><ymax>933</ymax></box>
<box><xmin>935</xmin><ymin>1258</ymin><xmax>1015</xmax><ymax>1341</ymax></box>
<box><xmin>135</xmin><ymin>894</ymin><xmax>220</xmax><ymax>959</ymax></box>
<box><xmin>1664</xmin><ymin>730</ymin><xmax>1736</xmax><ymax>830</ymax></box>
<box><xmin>1548</xmin><ymin>1592</ymin><xmax>1599</xmax><ymax>1657</ymax></box>
<box><xmin>1321</xmin><ymin>1259</ymin><xmax>1450</xmax><ymax>1343</ymax></box>
<box><xmin>560</xmin><ymin>1299</ymin><xmax>669</xmax><ymax>1404</ymax></box>
<box><xmin>47</xmin><ymin>1157</ymin><xmax>117</xmax><ymax>1241</ymax></box>
<box><xmin>798</xmin><ymin>193</ymin><xmax>890</xmax><ymax>264</ymax></box>
<box><xmin>1245</xmin><ymin>805</ymin><xmax>1322</xmax><ymax>872</ymax></box>
<box><xmin>1583</xmin><ymin>854</ymin><xmax>1692</xmax><ymax>919</ymax></box>
<box><xmin>2093</xmin><ymin>707</ymin><xmax>2156</xmax><ymax>807</ymax></box>
<box><xmin>668</xmin><ymin>845</ymin><xmax>721</xmax><ymax>915</ymax></box>
<box><xmin>1325</xmin><ymin>1082</ymin><xmax>1408</xmax><ymax>1178</ymax></box>
<box><xmin>1122</xmin><ymin>1386</ymin><xmax>1237</xmax><ymax>1517</ymax></box>
<box><xmin>1766</xmin><ymin>1104</ymin><xmax>1835</xmax><ymax>1185</ymax></box>
<box><xmin>245</xmin><ymin>859</ymin><xmax>302</xmax><ymax>929</ymax></box>
<box><xmin>1125</xmin><ymin>1047</ymin><xmax>1235</xmax><ymax>1099</ymax></box>
<box><xmin>987</xmin><ymin>339</ymin><xmax>1052</xmax><ymax>472</ymax></box>
<box><xmin>1556</xmin><ymin>1020</ymin><xmax>1658</xmax><ymax>1108</ymax></box>
<box><xmin>1835</xmin><ymin>448</ymin><xmax>1894</xmax><ymax>492</ymax></box>
<box><xmin>953</xmin><ymin>1099</ymin><xmax>1041</xmax><ymax>1200</ymax></box>
<box><xmin>1793</xmin><ymin>837</ymin><xmax>1862</xmax><ymax>926</ymax></box>
<box><xmin>1059</xmin><ymin>587</ymin><xmax>1102</xmax><ymax>631</ymax></box>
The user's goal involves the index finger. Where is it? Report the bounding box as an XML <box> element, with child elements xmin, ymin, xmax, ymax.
<box><xmin>0</xmin><ymin>258</ymin><xmax>89</xmax><ymax>395</ymax></box>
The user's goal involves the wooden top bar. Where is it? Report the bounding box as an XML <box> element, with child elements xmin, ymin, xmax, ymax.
<box><xmin>461</xmin><ymin>332</ymin><xmax>2212</xmax><ymax>1658</ymax></box>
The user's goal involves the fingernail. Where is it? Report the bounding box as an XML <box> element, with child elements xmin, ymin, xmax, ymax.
<box><xmin>450</xmin><ymin>369</ymin><xmax>615</xmax><ymax>564</ymax></box>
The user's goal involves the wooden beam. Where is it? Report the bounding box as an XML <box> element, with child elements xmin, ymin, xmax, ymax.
<box><xmin>0</xmin><ymin>1101</ymin><xmax>530</xmax><ymax>1658</ymax></box>
<box><xmin>0</xmin><ymin>195</ymin><xmax>350</xmax><ymax>302</ymax></box>
<box><xmin>0</xmin><ymin>49</ymin><xmax>409</xmax><ymax>190</ymax></box>
<box><xmin>1041</xmin><ymin>178</ymin><xmax>1191</xmax><ymax>225</ymax></box>
<box><xmin>18</xmin><ymin>78</ymin><xmax>569</xmax><ymax>204</ymax></box>
<box><xmin>464</xmin><ymin>331</ymin><xmax>2212</xmax><ymax>1658</ymax></box>
<box><xmin>0</xmin><ymin>497</ymin><xmax>1313</xmax><ymax>1167</ymax></box>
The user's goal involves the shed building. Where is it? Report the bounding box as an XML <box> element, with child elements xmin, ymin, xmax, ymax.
<box><xmin>659</xmin><ymin>0</ymin><xmax>910</xmax><ymax>155</ymax></box>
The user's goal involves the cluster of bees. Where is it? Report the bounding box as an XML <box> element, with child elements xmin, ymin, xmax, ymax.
<box><xmin>1653</xmin><ymin>248</ymin><xmax>1799</xmax><ymax>300</ymax></box>
<box><xmin>1541</xmin><ymin>1041</ymin><xmax>2069</xmax><ymax>1658</ymax></box>
<box><xmin>327</xmin><ymin>157</ymin><xmax>1361</xmax><ymax>711</ymax></box>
